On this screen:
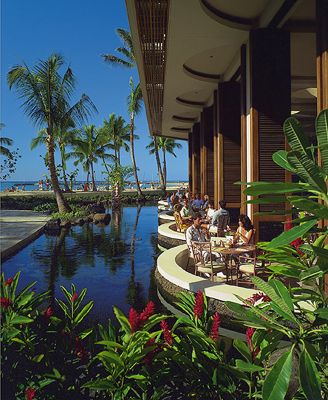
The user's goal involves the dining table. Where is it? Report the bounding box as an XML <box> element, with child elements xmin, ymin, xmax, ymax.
<box><xmin>210</xmin><ymin>239</ymin><xmax>256</xmax><ymax>284</ymax></box>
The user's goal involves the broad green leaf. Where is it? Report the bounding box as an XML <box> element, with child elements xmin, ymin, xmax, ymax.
<box><xmin>297</xmin><ymin>244</ymin><xmax>328</xmax><ymax>259</ymax></box>
<box><xmin>243</xmin><ymin>182</ymin><xmax>304</xmax><ymax>196</ymax></box>
<box><xmin>78</xmin><ymin>327</ymin><xmax>94</xmax><ymax>339</ymax></box>
<box><xmin>8</xmin><ymin>270</ymin><xmax>22</xmax><ymax>301</ymax></box>
<box><xmin>244</xmin><ymin>196</ymin><xmax>288</xmax><ymax>204</ymax></box>
<box><xmin>97</xmin><ymin>350</ymin><xmax>124</xmax><ymax>367</ymax></box>
<box><xmin>113</xmin><ymin>306</ymin><xmax>132</xmax><ymax>335</ymax></box>
<box><xmin>82</xmin><ymin>379</ymin><xmax>115</xmax><ymax>390</ymax></box>
<box><xmin>233</xmin><ymin>340</ymin><xmax>252</xmax><ymax>362</ymax></box>
<box><xmin>291</xmin><ymin>198</ymin><xmax>328</xmax><ymax>220</ymax></box>
<box><xmin>284</xmin><ymin>117</ymin><xmax>311</xmax><ymax>158</ymax></box>
<box><xmin>10</xmin><ymin>315</ymin><xmax>34</xmax><ymax>324</ymax></box>
<box><xmin>262</xmin><ymin>349</ymin><xmax>293</xmax><ymax>400</ymax></box>
<box><xmin>316</xmin><ymin>109</ymin><xmax>328</xmax><ymax>176</ymax></box>
<box><xmin>287</xmin><ymin>151</ymin><xmax>327</xmax><ymax>194</ymax></box>
<box><xmin>99</xmin><ymin>324</ymin><xmax>110</xmax><ymax>341</ymax></box>
<box><xmin>96</xmin><ymin>340</ymin><xmax>124</xmax><ymax>350</ymax></box>
<box><xmin>59</xmin><ymin>285</ymin><xmax>72</xmax><ymax>304</ymax></box>
<box><xmin>236</xmin><ymin>359</ymin><xmax>264</xmax><ymax>372</ymax></box>
<box><xmin>55</xmin><ymin>298</ymin><xmax>70</xmax><ymax>317</ymax></box>
<box><xmin>266</xmin><ymin>265</ymin><xmax>300</xmax><ymax>279</ymax></box>
<box><xmin>74</xmin><ymin>288</ymin><xmax>87</xmax><ymax>311</ymax></box>
<box><xmin>73</xmin><ymin>301</ymin><xmax>93</xmax><ymax>328</ymax></box>
<box><xmin>268</xmin><ymin>280</ymin><xmax>293</xmax><ymax>311</ymax></box>
<box><xmin>299</xmin><ymin>349</ymin><xmax>322</xmax><ymax>400</ymax></box>
<box><xmin>32</xmin><ymin>354</ymin><xmax>44</xmax><ymax>363</ymax></box>
<box><xmin>272</xmin><ymin>150</ymin><xmax>295</xmax><ymax>172</ymax></box>
<box><xmin>299</xmin><ymin>264</ymin><xmax>328</xmax><ymax>281</ymax></box>
<box><xmin>314</xmin><ymin>308</ymin><xmax>328</xmax><ymax>319</ymax></box>
<box><xmin>266</xmin><ymin>220</ymin><xmax>318</xmax><ymax>249</ymax></box>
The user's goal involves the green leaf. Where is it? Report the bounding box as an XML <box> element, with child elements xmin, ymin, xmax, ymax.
<box><xmin>299</xmin><ymin>349</ymin><xmax>322</xmax><ymax>400</ymax></box>
<box><xmin>268</xmin><ymin>279</ymin><xmax>294</xmax><ymax>311</ymax></box>
<box><xmin>314</xmin><ymin>308</ymin><xmax>328</xmax><ymax>319</ymax></box>
<box><xmin>60</xmin><ymin>285</ymin><xmax>72</xmax><ymax>304</ymax></box>
<box><xmin>243</xmin><ymin>182</ymin><xmax>304</xmax><ymax>196</ymax></box>
<box><xmin>97</xmin><ymin>350</ymin><xmax>124</xmax><ymax>367</ymax></box>
<box><xmin>266</xmin><ymin>220</ymin><xmax>318</xmax><ymax>249</ymax></box>
<box><xmin>32</xmin><ymin>354</ymin><xmax>44</xmax><ymax>363</ymax></box>
<box><xmin>96</xmin><ymin>340</ymin><xmax>124</xmax><ymax>350</ymax></box>
<box><xmin>299</xmin><ymin>264</ymin><xmax>328</xmax><ymax>281</ymax></box>
<box><xmin>262</xmin><ymin>348</ymin><xmax>293</xmax><ymax>400</ymax></box>
<box><xmin>55</xmin><ymin>298</ymin><xmax>70</xmax><ymax>317</ymax></box>
<box><xmin>284</xmin><ymin>117</ymin><xmax>311</xmax><ymax>158</ymax></box>
<box><xmin>233</xmin><ymin>339</ymin><xmax>252</xmax><ymax>363</ymax></box>
<box><xmin>236</xmin><ymin>359</ymin><xmax>264</xmax><ymax>372</ymax></box>
<box><xmin>10</xmin><ymin>315</ymin><xmax>34</xmax><ymax>324</ymax></box>
<box><xmin>73</xmin><ymin>301</ymin><xmax>93</xmax><ymax>328</ymax></box>
<box><xmin>244</xmin><ymin>196</ymin><xmax>289</xmax><ymax>204</ymax></box>
<box><xmin>316</xmin><ymin>109</ymin><xmax>328</xmax><ymax>176</ymax></box>
<box><xmin>266</xmin><ymin>265</ymin><xmax>301</xmax><ymax>279</ymax></box>
<box><xmin>113</xmin><ymin>306</ymin><xmax>132</xmax><ymax>335</ymax></box>
<box><xmin>291</xmin><ymin>198</ymin><xmax>328</xmax><ymax>220</ymax></box>
<box><xmin>272</xmin><ymin>150</ymin><xmax>295</xmax><ymax>172</ymax></box>
<box><xmin>74</xmin><ymin>288</ymin><xmax>87</xmax><ymax>311</ymax></box>
<box><xmin>287</xmin><ymin>150</ymin><xmax>327</xmax><ymax>194</ymax></box>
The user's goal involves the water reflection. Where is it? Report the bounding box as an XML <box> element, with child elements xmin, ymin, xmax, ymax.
<box><xmin>2</xmin><ymin>205</ymin><xmax>162</xmax><ymax>327</ymax></box>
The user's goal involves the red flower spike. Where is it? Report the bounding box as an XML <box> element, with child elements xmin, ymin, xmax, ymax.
<box><xmin>161</xmin><ymin>320</ymin><xmax>173</xmax><ymax>346</ymax></box>
<box><xmin>193</xmin><ymin>289</ymin><xmax>204</xmax><ymax>319</ymax></box>
<box><xmin>209</xmin><ymin>312</ymin><xmax>221</xmax><ymax>342</ymax></box>
<box><xmin>1</xmin><ymin>297</ymin><xmax>13</xmax><ymax>310</ymax></box>
<box><xmin>128</xmin><ymin>308</ymin><xmax>140</xmax><ymax>332</ymax></box>
<box><xmin>25</xmin><ymin>387</ymin><xmax>36</xmax><ymax>400</ymax></box>
<box><xmin>246</xmin><ymin>327</ymin><xmax>260</xmax><ymax>360</ymax></box>
<box><xmin>72</xmin><ymin>293</ymin><xmax>78</xmax><ymax>303</ymax></box>
<box><xmin>143</xmin><ymin>337</ymin><xmax>163</xmax><ymax>366</ymax></box>
<box><xmin>40</xmin><ymin>307</ymin><xmax>52</xmax><ymax>325</ymax></box>
<box><xmin>5</xmin><ymin>278</ymin><xmax>13</xmax><ymax>286</ymax></box>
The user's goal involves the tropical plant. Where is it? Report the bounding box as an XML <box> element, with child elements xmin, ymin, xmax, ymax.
<box><xmin>146</xmin><ymin>137</ymin><xmax>182</xmax><ymax>187</ymax></box>
<box><xmin>68</xmin><ymin>124</ymin><xmax>114</xmax><ymax>191</ymax></box>
<box><xmin>100</xmin><ymin>28</ymin><xmax>136</xmax><ymax>69</ymax></box>
<box><xmin>0</xmin><ymin>123</ymin><xmax>21</xmax><ymax>180</ymax></box>
<box><xmin>126</xmin><ymin>77</ymin><xmax>144</xmax><ymax>198</ymax></box>
<box><xmin>101</xmin><ymin>160</ymin><xmax>135</xmax><ymax>189</ymax></box>
<box><xmin>6</xmin><ymin>52</ymin><xmax>97</xmax><ymax>213</ymax></box>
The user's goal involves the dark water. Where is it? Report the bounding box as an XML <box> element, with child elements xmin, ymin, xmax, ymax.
<box><xmin>1</xmin><ymin>205</ymin><xmax>163</xmax><ymax>328</ymax></box>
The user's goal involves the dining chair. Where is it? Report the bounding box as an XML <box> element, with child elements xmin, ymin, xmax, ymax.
<box><xmin>236</xmin><ymin>254</ymin><xmax>267</xmax><ymax>287</ymax></box>
<box><xmin>191</xmin><ymin>240</ymin><xmax>227</xmax><ymax>281</ymax></box>
<box><xmin>184</xmin><ymin>230</ymin><xmax>194</xmax><ymax>271</ymax></box>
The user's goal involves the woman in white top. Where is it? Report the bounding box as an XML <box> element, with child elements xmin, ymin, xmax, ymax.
<box><xmin>233</xmin><ymin>214</ymin><xmax>254</xmax><ymax>245</ymax></box>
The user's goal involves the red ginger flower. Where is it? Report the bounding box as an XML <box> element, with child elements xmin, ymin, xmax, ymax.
<box><xmin>128</xmin><ymin>302</ymin><xmax>156</xmax><ymax>332</ymax></box>
<box><xmin>5</xmin><ymin>277</ymin><xmax>13</xmax><ymax>286</ymax></box>
<box><xmin>40</xmin><ymin>307</ymin><xmax>52</xmax><ymax>325</ymax></box>
<box><xmin>246</xmin><ymin>327</ymin><xmax>260</xmax><ymax>360</ymax></box>
<box><xmin>245</xmin><ymin>292</ymin><xmax>271</xmax><ymax>306</ymax></box>
<box><xmin>193</xmin><ymin>289</ymin><xmax>204</xmax><ymax>319</ymax></box>
<box><xmin>143</xmin><ymin>337</ymin><xmax>163</xmax><ymax>366</ymax></box>
<box><xmin>161</xmin><ymin>320</ymin><xmax>173</xmax><ymax>346</ymax></box>
<box><xmin>209</xmin><ymin>312</ymin><xmax>221</xmax><ymax>342</ymax></box>
<box><xmin>25</xmin><ymin>387</ymin><xmax>36</xmax><ymax>400</ymax></box>
<box><xmin>286</xmin><ymin>219</ymin><xmax>304</xmax><ymax>255</ymax></box>
<box><xmin>72</xmin><ymin>293</ymin><xmax>78</xmax><ymax>303</ymax></box>
<box><xmin>1</xmin><ymin>297</ymin><xmax>13</xmax><ymax>310</ymax></box>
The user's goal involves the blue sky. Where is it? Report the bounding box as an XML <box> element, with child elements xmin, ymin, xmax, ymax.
<box><xmin>1</xmin><ymin>0</ymin><xmax>188</xmax><ymax>183</ymax></box>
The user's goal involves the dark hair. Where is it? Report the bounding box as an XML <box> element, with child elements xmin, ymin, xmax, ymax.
<box><xmin>174</xmin><ymin>203</ymin><xmax>182</xmax><ymax>211</ymax></box>
<box><xmin>192</xmin><ymin>212</ymin><xmax>202</xmax><ymax>220</ymax></box>
<box><xmin>238</xmin><ymin>214</ymin><xmax>253</xmax><ymax>231</ymax></box>
<box><xmin>182</xmin><ymin>195</ymin><xmax>187</xmax><ymax>200</ymax></box>
<box><xmin>219</xmin><ymin>200</ymin><xmax>226</xmax><ymax>209</ymax></box>
<box><xmin>208</xmin><ymin>201</ymin><xmax>213</xmax><ymax>207</ymax></box>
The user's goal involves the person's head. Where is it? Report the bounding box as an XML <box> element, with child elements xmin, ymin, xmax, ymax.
<box><xmin>196</xmin><ymin>193</ymin><xmax>201</xmax><ymax>200</ymax></box>
<box><xmin>192</xmin><ymin>212</ymin><xmax>203</xmax><ymax>228</ymax></box>
<box><xmin>207</xmin><ymin>201</ymin><xmax>213</xmax><ymax>209</ymax></box>
<box><xmin>183</xmin><ymin>199</ymin><xmax>189</xmax><ymax>208</ymax></box>
<box><xmin>204</xmin><ymin>194</ymin><xmax>209</xmax><ymax>201</ymax></box>
<box><xmin>173</xmin><ymin>195</ymin><xmax>180</xmax><ymax>204</ymax></box>
<box><xmin>174</xmin><ymin>203</ymin><xmax>183</xmax><ymax>212</ymax></box>
<box><xmin>219</xmin><ymin>200</ymin><xmax>226</xmax><ymax>209</ymax></box>
<box><xmin>177</xmin><ymin>189</ymin><xmax>181</xmax><ymax>193</ymax></box>
<box><xmin>238</xmin><ymin>214</ymin><xmax>253</xmax><ymax>231</ymax></box>
<box><xmin>181</xmin><ymin>195</ymin><xmax>186</xmax><ymax>200</ymax></box>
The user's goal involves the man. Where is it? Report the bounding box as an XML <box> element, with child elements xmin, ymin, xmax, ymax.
<box><xmin>211</xmin><ymin>200</ymin><xmax>230</xmax><ymax>237</ymax></box>
<box><xmin>175</xmin><ymin>189</ymin><xmax>182</xmax><ymax>198</ymax></box>
<box><xmin>181</xmin><ymin>199</ymin><xmax>194</xmax><ymax>222</ymax></box>
<box><xmin>186</xmin><ymin>212</ymin><xmax>210</xmax><ymax>251</ymax></box>
<box><xmin>192</xmin><ymin>194</ymin><xmax>204</xmax><ymax>211</ymax></box>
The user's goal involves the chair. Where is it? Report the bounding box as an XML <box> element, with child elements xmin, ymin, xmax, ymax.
<box><xmin>190</xmin><ymin>240</ymin><xmax>227</xmax><ymax>281</ymax></box>
<box><xmin>184</xmin><ymin>230</ymin><xmax>194</xmax><ymax>271</ymax></box>
<box><xmin>236</xmin><ymin>253</ymin><xmax>268</xmax><ymax>287</ymax></box>
<box><xmin>174</xmin><ymin>211</ymin><xmax>192</xmax><ymax>232</ymax></box>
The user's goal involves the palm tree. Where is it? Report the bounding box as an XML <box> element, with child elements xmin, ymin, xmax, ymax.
<box><xmin>102</xmin><ymin>113</ymin><xmax>133</xmax><ymax>164</ymax></box>
<box><xmin>0</xmin><ymin>124</ymin><xmax>14</xmax><ymax>158</ymax></box>
<box><xmin>6</xmin><ymin>53</ymin><xmax>97</xmax><ymax>213</ymax></box>
<box><xmin>147</xmin><ymin>137</ymin><xmax>182</xmax><ymax>187</ymax></box>
<box><xmin>126</xmin><ymin>77</ymin><xmax>144</xmax><ymax>197</ymax></box>
<box><xmin>100</xmin><ymin>28</ymin><xmax>136</xmax><ymax>69</ymax></box>
<box><xmin>69</xmin><ymin>124</ymin><xmax>114</xmax><ymax>191</ymax></box>
<box><xmin>146</xmin><ymin>136</ymin><xmax>165</xmax><ymax>190</ymax></box>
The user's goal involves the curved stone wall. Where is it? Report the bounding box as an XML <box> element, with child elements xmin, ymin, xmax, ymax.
<box><xmin>158</xmin><ymin>222</ymin><xmax>186</xmax><ymax>248</ymax></box>
<box><xmin>158</xmin><ymin>210</ymin><xmax>175</xmax><ymax>225</ymax></box>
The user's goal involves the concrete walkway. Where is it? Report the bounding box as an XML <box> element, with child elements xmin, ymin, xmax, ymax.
<box><xmin>1</xmin><ymin>210</ymin><xmax>52</xmax><ymax>259</ymax></box>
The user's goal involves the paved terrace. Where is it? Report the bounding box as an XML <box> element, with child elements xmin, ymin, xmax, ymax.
<box><xmin>0</xmin><ymin>210</ymin><xmax>52</xmax><ymax>259</ymax></box>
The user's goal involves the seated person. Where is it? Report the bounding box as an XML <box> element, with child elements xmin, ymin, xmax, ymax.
<box><xmin>186</xmin><ymin>212</ymin><xmax>210</xmax><ymax>252</ymax></box>
<box><xmin>181</xmin><ymin>199</ymin><xmax>194</xmax><ymax>221</ymax></box>
<box><xmin>193</xmin><ymin>194</ymin><xmax>204</xmax><ymax>211</ymax></box>
<box><xmin>174</xmin><ymin>203</ymin><xmax>192</xmax><ymax>231</ymax></box>
<box><xmin>166</xmin><ymin>192</ymin><xmax>173</xmax><ymax>208</ymax></box>
<box><xmin>202</xmin><ymin>194</ymin><xmax>210</xmax><ymax>211</ymax></box>
<box><xmin>211</xmin><ymin>199</ymin><xmax>230</xmax><ymax>237</ymax></box>
<box><xmin>175</xmin><ymin>189</ymin><xmax>182</xmax><ymax>198</ymax></box>
<box><xmin>172</xmin><ymin>195</ymin><xmax>180</xmax><ymax>208</ymax></box>
<box><xmin>206</xmin><ymin>201</ymin><xmax>215</xmax><ymax>220</ymax></box>
<box><xmin>233</xmin><ymin>214</ymin><xmax>254</xmax><ymax>245</ymax></box>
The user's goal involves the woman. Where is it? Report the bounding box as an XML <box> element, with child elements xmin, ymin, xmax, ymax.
<box><xmin>202</xmin><ymin>194</ymin><xmax>210</xmax><ymax>211</ymax></box>
<box><xmin>173</xmin><ymin>203</ymin><xmax>192</xmax><ymax>231</ymax></box>
<box><xmin>233</xmin><ymin>214</ymin><xmax>254</xmax><ymax>245</ymax></box>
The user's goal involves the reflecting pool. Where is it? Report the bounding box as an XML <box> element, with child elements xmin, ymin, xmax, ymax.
<box><xmin>2</xmin><ymin>205</ymin><xmax>163</xmax><ymax>328</ymax></box>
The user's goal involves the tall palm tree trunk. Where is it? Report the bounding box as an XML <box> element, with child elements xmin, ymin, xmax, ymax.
<box><xmin>153</xmin><ymin>137</ymin><xmax>165</xmax><ymax>192</ymax></box>
<box><xmin>46</xmin><ymin>134</ymin><xmax>71</xmax><ymax>213</ymax></box>
<box><xmin>162</xmin><ymin>149</ymin><xmax>167</xmax><ymax>187</ymax></box>
<box><xmin>130</xmin><ymin>113</ymin><xmax>143</xmax><ymax>197</ymax></box>
<box><xmin>90</xmin><ymin>160</ymin><xmax>96</xmax><ymax>191</ymax></box>
<box><xmin>60</xmin><ymin>149</ymin><xmax>70</xmax><ymax>192</ymax></box>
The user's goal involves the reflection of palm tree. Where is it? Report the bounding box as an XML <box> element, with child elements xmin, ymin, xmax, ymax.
<box><xmin>126</xmin><ymin>259</ymin><xmax>146</xmax><ymax>313</ymax></box>
<box><xmin>130</xmin><ymin>203</ymin><xmax>142</xmax><ymax>254</ymax></box>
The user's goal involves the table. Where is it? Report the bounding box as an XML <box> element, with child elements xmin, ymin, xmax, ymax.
<box><xmin>211</xmin><ymin>243</ymin><xmax>256</xmax><ymax>284</ymax></box>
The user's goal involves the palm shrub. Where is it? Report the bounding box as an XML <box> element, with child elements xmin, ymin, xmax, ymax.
<box><xmin>225</xmin><ymin>109</ymin><xmax>328</xmax><ymax>399</ymax></box>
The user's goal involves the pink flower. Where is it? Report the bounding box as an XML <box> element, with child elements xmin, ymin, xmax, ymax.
<box><xmin>193</xmin><ymin>289</ymin><xmax>204</xmax><ymax>319</ymax></box>
<box><xmin>5</xmin><ymin>278</ymin><xmax>13</xmax><ymax>286</ymax></box>
<box><xmin>1</xmin><ymin>297</ymin><xmax>12</xmax><ymax>310</ymax></box>
<box><xmin>72</xmin><ymin>293</ymin><xmax>78</xmax><ymax>303</ymax></box>
<box><xmin>25</xmin><ymin>387</ymin><xmax>36</xmax><ymax>400</ymax></box>
<box><xmin>209</xmin><ymin>312</ymin><xmax>221</xmax><ymax>342</ymax></box>
<box><xmin>161</xmin><ymin>320</ymin><xmax>173</xmax><ymax>346</ymax></box>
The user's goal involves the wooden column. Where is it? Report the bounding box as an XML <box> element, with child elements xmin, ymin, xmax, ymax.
<box><xmin>217</xmin><ymin>82</ymin><xmax>241</xmax><ymax>210</ymax></box>
<box><xmin>249</xmin><ymin>28</ymin><xmax>291</xmax><ymax>241</ymax></box>
<box><xmin>240</xmin><ymin>44</ymin><xmax>247</xmax><ymax>214</ymax></box>
<box><xmin>188</xmin><ymin>132</ymin><xmax>192</xmax><ymax>191</ymax></box>
<box><xmin>191</xmin><ymin>123</ymin><xmax>201</xmax><ymax>195</ymax></box>
<box><xmin>213</xmin><ymin>90</ymin><xmax>219</xmax><ymax>208</ymax></box>
<box><xmin>200</xmin><ymin>105</ymin><xmax>215</xmax><ymax>199</ymax></box>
